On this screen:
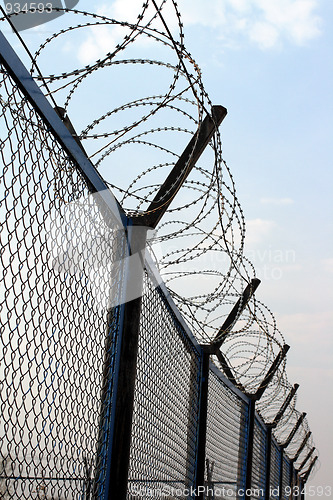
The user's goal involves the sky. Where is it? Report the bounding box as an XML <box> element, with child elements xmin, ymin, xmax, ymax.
<box><xmin>177</xmin><ymin>1</ymin><xmax>333</xmax><ymax>490</ymax></box>
<box><xmin>1</xmin><ymin>0</ymin><xmax>332</xmax><ymax>491</ymax></box>
<box><xmin>180</xmin><ymin>0</ymin><xmax>333</xmax><ymax>490</ymax></box>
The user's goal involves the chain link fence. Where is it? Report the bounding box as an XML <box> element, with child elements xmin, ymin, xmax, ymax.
<box><xmin>269</xmin><ymin>440</ymin><xmax>281</xmax><ymax>499</ymax></box>
<box><xmin>205</xmin><ymin>366</ymin><xmax>249</xmax><ymax>499</ymax></box>
<box><xmin>0</xmin><ymin>34</ymin><xmax>125</xmax><ymax>499</ymax></box>
<box><xmin>0</xmin><ymin>29</ymin><xmax>314</xmax><ymax>500</ymax></box>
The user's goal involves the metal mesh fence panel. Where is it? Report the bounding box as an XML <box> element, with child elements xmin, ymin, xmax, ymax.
<box><xmin>127</xmin><ymin>271</ymin><xmax>201</xmax><ymax>499</ymax></box>
<box><xmin>205</xmin><ymin>367</ymin><xmax>249</xmax><ymax>499</ymax></box>
<box><xmin>251</xmin><ymin>417</ymin><xmax>267</xmax><ymax>500</ymax></box>
<box><xmin>269</xmin><ymin>440</ymin><xmax>281</xmax><ymax>499</ymax></box>
<box><xmin>0</xmin><ymin>59</ymin><xmax>125</xmax><ymax>499</ymax></box>
<box><xmin>281</xmin><ymin>457</ymin><xmax>291</xmax><ymax>500</ymax></box>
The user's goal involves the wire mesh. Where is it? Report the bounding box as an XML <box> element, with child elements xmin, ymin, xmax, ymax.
<box><xmin>205</xmin><ymin>368</ymin><xmax>249</xmax><ymax>499</ymax></box>
<box><xmin>281</xmin><ymin>457</ymin><xmax>291</xmax><ymax>500</ymax></box>
<box><xmin>251</xmin><ymin>418</ymin><xmax>267</xmax><ymax>500</ymax></box>
<box><xmin>0</xmin><ymin>59</ymin><xmax>125</xmax><ymax>499</ymax></box>
<box><xmin>127</xmin><ymin>269</ymin><xmax>201</xmax><ymax>499</ymax></box>
<box><xmin>269</xmin><ymin>440</ymin><xmax>281</xmax><ymax>500</ymax></box>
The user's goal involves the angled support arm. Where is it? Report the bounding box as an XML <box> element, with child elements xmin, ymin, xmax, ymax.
<box><xmin>132</xmin><ymin>105</ymin><xmax>227</xmax><ymax>228</ymax></box>
<box><xmin>254</xmin><ymin>344</ymin><xmax>290</xmax><ymax>401</ymax></box>
<box><xmin>271</xmin><ymin>383</ymin><xmax>299</xmax><ymax>427</ymax></box>
<box><xmin>281</xmin><ymin>412</ymin><xmax>306</xmax><ymax>449</ymax></box>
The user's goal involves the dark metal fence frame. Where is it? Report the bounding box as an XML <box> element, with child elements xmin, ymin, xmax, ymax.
<box><xmin>0</xmin><ymin>29</ymin><xmax>312</xmax><ymax>500</ymax></box>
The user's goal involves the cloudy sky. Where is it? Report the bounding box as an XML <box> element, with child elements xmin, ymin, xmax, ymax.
<box><xmin>168</xmin><ymin>1</ymin><xmax>333</xmax><ymax>488</ymax></box>
<box><xmin>2</xmin><ymin>0</ymin><xmax>332</xmax><ymax>489</ymax></box>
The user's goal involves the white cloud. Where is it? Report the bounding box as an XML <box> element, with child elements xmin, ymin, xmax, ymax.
<box><xmin>77</xmin><ymin>24</ymin><xmax>118</xmax><ymax>64</ymax></box>
<box><xmin>245</xmin><ymin>218</ymin><xmax>275</xmax><ymax>245</ymax></box>
<box><xmin>321</xmin><ymin>258</ymin><xmax>333</xmax><ymax>273</ymax></box>
<box><xmin>254</xmin><ymin>0</ymin><xmax>322</xmax><ymax>44</ymax></box>
<box><xmin>76</xmin><ymin>0</ymin><xmax>322</xmax><ymax>63</ymax></box>
<box><xmin>260</xmin><ymin>197</ymin><xmax>295</xmax><ymax>205</ymax></box>
<box><xmin>180</xmin><ymin>0</ymin><xmax>322</xmax><ymax>48</ymax></box>
<box><xmin>249</xmin><ymin>21</ymin><xmax>279</xmax><ymax>49</ymax></box>
<box><xmin>76</xmin><ymin>1</ymin><xmax>182</xmax><ymax>64</ymax></box>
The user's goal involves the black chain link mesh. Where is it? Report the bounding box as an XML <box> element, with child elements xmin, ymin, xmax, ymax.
<box><xmin>281</xmin><ymin>457</ymin><xmax>291</xmax><ymax>500</ymax></box>
<box><xmin>205</xmin><ymin>368</ymin><xmax>249</xmax><ymax>499</ymax></box>
<box><xmin>269</xmin><ymin>440</ymin><xmax>281</xmax><ymax>499</ymax></box>
<box><xmin>127</xmin><ymin>270</ymin><xmax>201</xmax><ymax>499</ymax></box>
<box><xmin>251</xmin><ymin>418</ymin><xmax>267</xmax><ymax>500</ymax></box>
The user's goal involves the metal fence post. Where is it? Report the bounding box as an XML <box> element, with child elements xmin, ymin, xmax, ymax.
<box><xmin>272</xmin><ymin>384</ymin><xmax>299</xmax><ymax>428</ymax></box>
<box><xmin>300</xmin><ymin>476</ymin><xmax>305</xmax><ymax>500</ymax></box>
<box><xmin>236</xmin><ymin>399</ymin><xmax>251</xmax><ymax>497</ymax></box>
<box><xmin>264</xmin><ymin>426</ymin><xmax>273</xmax><ymax>500</ymax></box>
<box><xmin>212</xmin><ymin>279</ymin><xmax>261</xmax><ymax>350</ymax></box>
<box><xmin>102</xmin><ymin>224</ymin><xmax>148</xmax><ymax>500</ymax></box>
<box><xmin>194</xmin><ymin>347</ymin><xmax>210</xmax><ymax>499</ymax></box>
<box><xmin>278</xmin><ymin>449</ymin><xmax>284</xmax><ymax>500</ymax></box>
<box><xmin>244</xmin><ymin>398</ymin><xmax>256</xmax><ymax>500</ymax></box>
<box><xmin>186</xmin><ymin>351</ymin><xmax>202</xmax><ymax>490</ymax></box>
<box><xmin>297</xmin><ymin>447</ymin><xmax>315</xmax><ymax>474</ymax></box>
<box><xmin>292</xmin><ymin>432</ymin><xmax>311</xmax><ymax>463</ymax></box>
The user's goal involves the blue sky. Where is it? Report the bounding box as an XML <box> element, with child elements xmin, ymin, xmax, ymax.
<box><xmin>1</xmin><ymin>0</ymin><xmax>332</xmax><ymax>489</ymax></box>
<box><xmin>180</xmin><ymin>0</ymin><xmax>333</xmax><ymax>488</ymax></box>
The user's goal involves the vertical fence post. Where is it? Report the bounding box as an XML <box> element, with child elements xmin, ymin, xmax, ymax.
<box><xmin>264</xmin><ymin>426</ymin><xmax>273</xmax><ymax>500</ymax></box>
<box><xmin>194</xmin><ymin>347</ymin><xmax>210</xmax><ymax>499</ymax></box>
<box><xmin>299</xmin><ymin>475</ymin><xmax>305</xmax><ymax>500</ymax></box>
<box><xmin>237</xmin><ymin>400</ymin><xmax>250</xmax><ymax>496</ymax></box>
<box><xmin>185</xmin><ymin>350</ymin><xmax>202</xmax><ymax>488</ymax></box>
<box><xmin>244</xmin><ymin>398</ymin><xmax>256</xmax><ymax>500</ymax></box>
<box><xmin>102</xmin><ymin>224</ymin><xmax>148</xmax><ymax>500</ymax></box>
<box><xmin>278</xmin><ymin>449</ymin><xmax>284</xmax><ymax>500</ymax></box>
